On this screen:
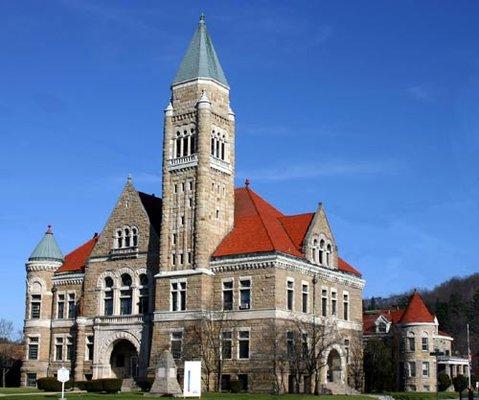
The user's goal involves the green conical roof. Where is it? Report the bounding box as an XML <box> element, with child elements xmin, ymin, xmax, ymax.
<box><xmin>173</xmin><ymin>14</ymin><xmax>228</xmax><ymax>86</ymax></box>
<box><xmin>28</xmin><ymin>226</ymin><xmax>64</xmax><ymax>262</ymax></box>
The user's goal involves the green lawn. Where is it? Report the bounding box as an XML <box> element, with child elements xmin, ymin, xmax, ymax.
<box><xmin>0</xmin><ymin>387</ymin><xmax>40</xmax><ymax>394</ymax></box>
<box><xmin>0</xmin><ymin>391</ymin><xmax>375</xmax><ymax>400</ymax></box>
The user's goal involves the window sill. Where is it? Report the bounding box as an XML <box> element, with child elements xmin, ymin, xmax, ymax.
<box><xmin>110</xmin><ymin>247</ymin><xmax>139</xmax><ymax>260</ymax></box>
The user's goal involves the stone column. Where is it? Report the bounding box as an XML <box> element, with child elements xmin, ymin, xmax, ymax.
<box><xmin>74</xmin><ymin>319</ymin><xmax>87</xmax><ymax>382</ymax></box>
<box><xmin>159</xmin><ymin>103</ymin><xmax>174</xmax><ymax>272</ymax></box>
<box><xmin>193</xmin><ymin>91</ymin><xmax>212</xmax><ymax>269</ymax></box>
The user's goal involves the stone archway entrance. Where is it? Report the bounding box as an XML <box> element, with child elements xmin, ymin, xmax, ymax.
<box><xmin>109</xmin><ymin>339</ymin><xmax>138</xmax><ymax>379</ymax></box>
<box><xmin>326</xmin><ymin>349</ymin><xmax>342</xmax><ymax>383</ymax></box>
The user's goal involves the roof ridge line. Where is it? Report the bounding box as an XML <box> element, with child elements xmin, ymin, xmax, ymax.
<box><xmin>245</xmin><ymin>187</ymin><xmax>276</xmax><ymax>249</ymax></box>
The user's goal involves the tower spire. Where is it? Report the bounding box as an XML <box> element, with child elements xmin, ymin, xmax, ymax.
<box><xmin>173</xmin><ymin>14</ymin><xmax>228</xmax><ymax>86</ymax></box>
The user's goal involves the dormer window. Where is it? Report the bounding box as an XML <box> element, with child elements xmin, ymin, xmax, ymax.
<box><xmin>326</xmin><ymin>243</ymin><xmax>332</xmax><ymax>266</ymax></box>
<box><xmin>319</xmin><ymin>240</ymin><xmax>325</xmax><ymax>264</ymax></box>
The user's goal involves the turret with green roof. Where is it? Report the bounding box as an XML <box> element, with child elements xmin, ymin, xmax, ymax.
<box><xmin>28</xmin><ymin>225</ymin><xmax>64</xmax><ymax>262</ymax></box>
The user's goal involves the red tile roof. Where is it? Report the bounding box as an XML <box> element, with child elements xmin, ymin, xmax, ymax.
<box><xmin>399</xmin><ymin>291</ymin><xmax>435</xmax><ymax>323</ymax></box>
<box><xmin>213</xmin><ymin>187</ymin><xmax>362</xmax><ymax>277</ymax></box>
<box><xmin>56</xmin><ymin>235</ymin><xmax>99</xmax><ymax>273</ymax></box>
<box><xmin>363</xmin><ymin>309</ymin><xmax>405</xmax><ymax>334</ymax></box>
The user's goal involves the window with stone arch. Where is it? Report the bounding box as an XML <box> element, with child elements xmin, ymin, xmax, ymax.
<box><xmin>103</xmin><ymin>277</ymin><xmax>114</xmax><ymax>316</ymax></box>
<box><xmin>173</xmin><ymin>126</ymin><xmax>196</xmax><ymax>159</ymax></box>
<box><xmin>29</xmin><ymin>281</ymin><xmax>43</xmax><ymax>319</ymax></box>
<box><xmin>326</xmin><ymin>243</ymin><xmax>332</xmax><ymax>266</ymax></box>
<box><xmin>407</xmin><ymin>331</ymin><xmax>416</xmax><ymax>351</ymax></box>
<box><xmin>138</xmin><ymin>273</ymin><xmax>149</xmax><ymax>314</ymax></box>
<box><xmin>319</xmin><ymin>239</ymin><xmax>325</xmax><ymax>265</ymax></box>
<box><xmin>211</xmin><ymin>129</ymin><xmax>228</xmax><ymax>161</ymax></box>
<box><xmin>120</xmin><ymin>273</ymin><xmax>133</xmax><ymax>315</ymax></box>
<box><xmin>115</xmin><ymin>226</ymin><xmax>139</xmax><ymax>249</ymax></box>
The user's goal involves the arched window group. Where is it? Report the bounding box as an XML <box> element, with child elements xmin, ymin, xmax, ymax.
<box><xmin>211</xmin><ymin>129</ymin><xmax>227</xmax><ymax>161</ymax></box>
<box><xmin>174</xmin><ymin>128</ymin><xmax>196</xmax><ymax>158</ymax></box>
<box><xmin>115</xmin><ymin>226</ymin><xmax>138</xmax><ymax>249</ymax></box>
<box><xmin>101</xmin><ymin>272</ymin><xmax>149</xmax><ymax>316</ymax></box>
<box><xmin>311</xmin><ymin>237</ymin><xmax>333</xmax><ymax>267</ymax></box>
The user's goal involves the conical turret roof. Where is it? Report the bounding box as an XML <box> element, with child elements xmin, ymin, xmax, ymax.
<box><xmin>28</xmin><ymin>226</ymin><xmax>64</xmax><ymax>262</ymax></box>
<box><xmin>173</xmin><ymin>14</ymin><xmax>228</xmax><ymax>86</ymax></box>
<box><xmin>399</xmin><ymin>291</ymin><xmax>435</xmax><ymax>323</ymax></box>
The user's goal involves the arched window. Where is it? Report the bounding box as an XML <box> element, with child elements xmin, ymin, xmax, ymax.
<box><xmin>104</xmin><ymin>277</ymin><xmax>114</xmax><ymax>316</ymax></box>
<box><xmin>116</xmin><ymin>230</ymin><xmax>123</xmax><ymax>249</ymax></box>
<box><xmin>312</xmin><ymin>239</ymin><xmax>318</xmax><ymax>263</ymax></box>
<box><xmin>120</xmin><ymin>274</ymin><xmax>132</xmax><ymax>315</ymax></box>
<box><xmin>132</xmin><ymin>228</ymin><xmax>138</xmax><ymax>247</ymax></box>
<box><xmin>319</xmin><ymin>240</ymin><xmax>325</xmax><ymax>265</ymax></box>
<box><xmin>124</xmin><ymin>228</ymin><xmax>131</xmax><ymax>248</ymax></box>
<box><xmin>138</xmin><ymin>274</ymin><xmax>149</xmax><ymax>314</ymax></box>
<box><xmin>326</xmin><ymin>243</ymin><xmax>332</xmax><ymax>266</ymax></box>
<box><xmin>407</xmin><ymin>331</ymin><xmax>415</xmax><ymax>351</ymax></box>
<box><xmin>29</xmin><ymin>281</ymin><xmax>43</xmax><ymax>319</ymax></box>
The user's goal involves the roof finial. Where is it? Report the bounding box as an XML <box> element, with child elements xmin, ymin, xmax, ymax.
<box><xmin>46</xmin><ymin>225</ymin><xmax>52</xmax><ymax>234</ymax></box>
<box><xmin>199</xmin><ymin>12</ymin><xmax>206</xmax><ymax>25</ymax></box>
<box><xmin>127</xmin><ymin>173</ymin><xmax>132</xmax><ymax>184</ymax></box>
<box><xmin>245</xmin><ymin>179</ymin><xmax>250</xmax><ymax>188</ymax></box>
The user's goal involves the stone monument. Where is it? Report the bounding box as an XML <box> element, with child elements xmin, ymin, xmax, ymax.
<box><xmin>147</xmin><ymin>350</ymin><xmax>182</xmax><ymax>396</ymax></box>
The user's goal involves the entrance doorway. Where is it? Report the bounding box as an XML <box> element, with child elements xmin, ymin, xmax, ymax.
<box><xmin>326</xmin><ymin>349</ymin><xmax>342</xmax><ymax>383</ymax></box>
<box><xmin>109</xmin><ymin>339</ymin><xmax>138</xmax><ymax>379</ymax></box>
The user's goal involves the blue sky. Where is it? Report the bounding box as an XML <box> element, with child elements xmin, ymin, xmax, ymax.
<box><xmin>1</xmin><ymin>1</ymin><xmax>478</xmax><ymax>331</ymax></box>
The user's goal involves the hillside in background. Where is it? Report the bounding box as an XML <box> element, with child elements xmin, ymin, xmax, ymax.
<box><xmin>364</xmin><ymin>273</ymin><xmax>479</xmax><ymax>362</ymax></box>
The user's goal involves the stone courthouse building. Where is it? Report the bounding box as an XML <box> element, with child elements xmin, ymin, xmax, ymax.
<box><xmin>22</xmin><ymin>16</ymin><xmax>365</xmax><ymax>393</ymax></box>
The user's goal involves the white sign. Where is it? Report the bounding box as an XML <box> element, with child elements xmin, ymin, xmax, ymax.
<box><xmin>57</xmin><ymin>367</ymin><xmax>70</xmax><ymax>383</ymax></box>
<box><xmin>183</xmin><ymin>361</ymin><xmax>201</xmax><ymax>397</ymax></box>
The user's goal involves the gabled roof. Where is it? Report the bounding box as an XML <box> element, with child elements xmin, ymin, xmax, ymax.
<box><xmin>28</xmin><ymin>226</ymin><xmax>64</xmax><ymax>262</ymax></box>
<box><xmin>138</xmin><ymin>192</ymin><xmax>163</xmax><ymax>234</ymax></box>
<box><xmin>399</xmin><ymin>291</ymin><xmax>435</xmax><ymax>324</ymax></box>
<box><xmin>214</xmin><ymin>187</ymin><xmax>302</xmax><ymax>258</ymax></box>
<box><xmin>213</xmin><ymin>186</ymin><xmax>362</xmax><ymax>277</ymax></box>
<box><xmin>56</xmin><ymin>234</ymin><xmax>99</xmax><ymax>273</ymax></box>
<box><xmin>363</xmin><ymin>309</ymin><xmax>404</xmax><ymax>334</ymax></box>
<box><xmin>173</xmin><ymin>14</ymin><xmax>228</xmax><ymax>86</ymax></box>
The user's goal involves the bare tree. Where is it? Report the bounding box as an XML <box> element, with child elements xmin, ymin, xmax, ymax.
<box><xmin>262</xmin><ymin>319</ymin><xmax>289</xmax><ymax>394</ymax></box>
<box><xmin>186</xmin><ymin>310</ymin><xmax>234</xmax><ymax>392</ymax></box>
<box><xmin>289</xmin><ymin>316</ymin><xmax>342</xmax><ymax>394</ymax></box>
<box><xmin>348</xmin><ymin>337</ymin><xmax>364</xmax><ymax>391</ymax></box>
<box><xmin>0</xmin><ymin>319</ymin><xmax>22</xmax><ymax>388</ymax></box>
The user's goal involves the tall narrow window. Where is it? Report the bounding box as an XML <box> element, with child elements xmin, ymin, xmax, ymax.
<box><xmin>171</xmin><ymin>331</ymin><xmax>183</xmax><ymax>359</ymax></box>
<box><xmin>28</xmin><ymin>337</ymin><xmax>39</xmax><ymax>360</ymax></box>
<box><xmin>286</xmin><ymin>331</ymin><xmax>295</xmax><ymax>358</ymax></box>
<box><xmin>86</xmin><ymin>335</ymin><xmax>94</xmax><ymax>361</ymax></box>
<box><xmin>287</xmin><ymin>280</ymin><xmax>294</xmax><ymax>311</ymax></box>
<box><xmin>116</xmin><ymin>230</ymin><xmax>123</xmax><ymax>249</ymax></box>
<box><xmin>104</xmin><ymin>277</ymin><xmax>114</xmax><ymax>316</ymax></box>
<box><xmin>222</xmin><ymin>281</ymin><xmax>233</xmax><ymax>311</ymax></box>
<box><xmin>239</xmin><ymin>279</ymin><xmax>251</xmax><ymax>310</ymax></box>
<box><xmin>30</xmin><ymin>295</ymin><xmax>41</xmax><ymax>319</ymax></box>
<box><xmin>221</xmin><ymin>142</ymin><xmax>225</xmax><ymax>160</ymax></box>
<box><xmin>422</xmin><ymin>332</ymin><xmax>429</xmax><ymax>351</ymax></box>
<box><xmin>132</xmin><ymin>228</ymin><xmax>138</xmax><ymax>247</ymax></box>
<box><xmin>176</xmin><ymin>136</ymin><xmax>181</xmax><ymax>158</ymax></box>
<box><xmin>138</xmin><ymin>274</ymin><xmax>149</xmax><ymax>314</ymax></box>
<box><xmin>301</xmin><ymin>333</ymin><xmax>308</xmax><ymax>358</ymax></box>
<box><xmin>68</xmin><ymin>293</ymin><xmax>76</xmax><ymax>319</ymax></box>
<box><xmin>57</xmin><ymin>294</ymin><xmax>65</xmax><ymax>319</ymax></box>
<box><xmin>211</xmin><ymin>137</ymin><xmax>215</xmax><ymax>156</ymax></box>
<box><xmin>124</xmin><ymin>228</ymin><xmax>131</xmax><ymax>247</ymax></box>
<box><xmin>407</xmin><ymin>332</ymin><xmax>415</xmax><ymax>351</ymax></box>
<box><xmin>66</xmin><ymin>336</ymin><xmax>74</xmax><ymax>361</ymax></box>
<box><xmin>343</xmin><ymin>292</ymin><xmax>349</xmax><ymax>321</ymax></box>
<box><xmin>344</xmin><ymin>339</ymin><xmax>350</xmax><ymax>363</ymax></box>
<box><xmin>171</xmin><ymin>281</ymin><xmax>186</xmax><ymax>311</ymax></box>
<box><xmin>319</xmin><ymin>240</ymin><xmax>325</xmax><ymax>264</ymax></box>
<box><xmin>238</xmin><ymin>330</ymin><xmax>250</xmax><ymax>359</ymax></box>
<box><xmin>302</xmin><ymin>284</ymin><xmax>309</xmax><ymax>313</ymax></box>
<box><xmin>55</xmin><ymin>337</ymin><xmax>64</xmax><ymax>361</ymax></box>
<box><xmin>321</xmin><ymin>289</ymin><xmax>328</xmax><ymax>317</ymax></box>
<box><xmin>326</xmin><ymin>244</ymin><xmax>332</xmax><ymax>266</ymax></box>
<box><xmin>422</xmin><ymin>361</ymin><xmax>429</xmax><ymax>377</ymax></box>
<box><xmin>331</xmin><ymin>291</ymin><xmax>337</xmax><ymax>316</ymax></box>
<box><xmin>221</xmin><ymin>331</ymin><xmax>232</xmax><ymax>359</ymax></box>
<box><xmin>408</xmin><ymin>362</ymin><xmax>416</xmax><ymax>377</ymax></box>
<box><xmin>120</xmin><ymin>274</ymin><xmax>132</xmax><ymax>315</ymax></box>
